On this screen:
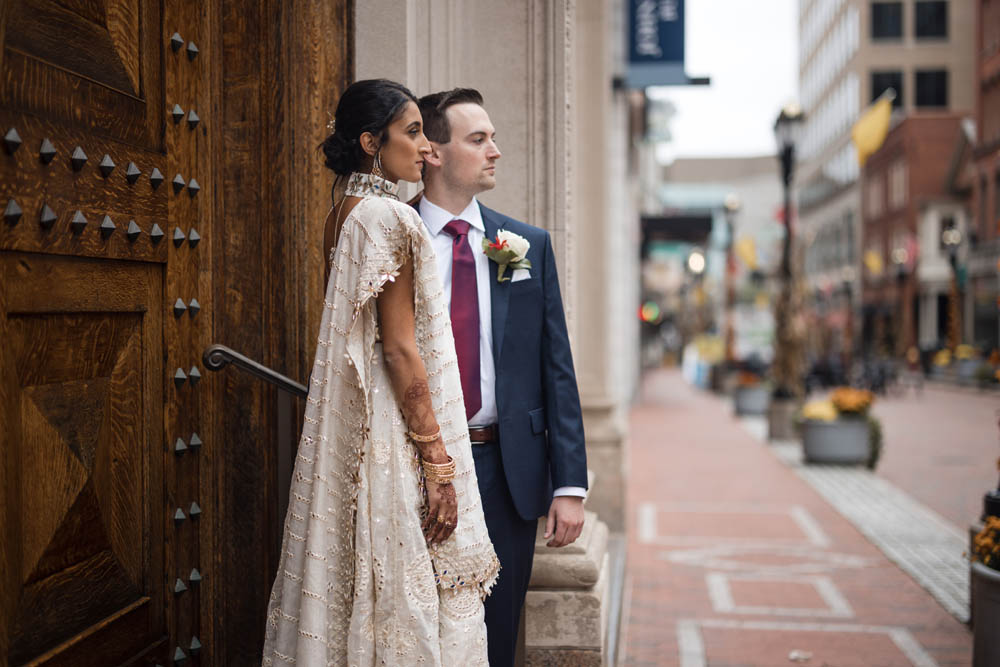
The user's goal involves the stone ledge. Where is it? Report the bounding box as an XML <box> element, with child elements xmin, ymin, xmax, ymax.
<box><xmin>530</xmin><ymin>512</ymin><xmax>608</xmax><ymax>587</ymax></box>
<box><xmin>525</xmin><ymin>550</ymin><xmax>610</xmax><ymax>652</ymax></box>
<box><xmin>525</xmin><ymin>648</ymin><xmax>602</xmax><ymax>667</ymax></box>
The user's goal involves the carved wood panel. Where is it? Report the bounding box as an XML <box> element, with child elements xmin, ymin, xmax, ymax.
<box><xmin>2</xmin><ymin>0</ymin><xmax>163</xmax><ymax>150</ymax></box>
<box><xmin>0</xmin><ymin>254</ymin><xmax>164</xmax><ymax>666</ymax></box>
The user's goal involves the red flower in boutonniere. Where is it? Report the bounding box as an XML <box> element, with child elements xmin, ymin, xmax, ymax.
<box><xmin>482</xmin><ymin>230</ymin><xmax>531</xmax><ymax>282</ymax></box>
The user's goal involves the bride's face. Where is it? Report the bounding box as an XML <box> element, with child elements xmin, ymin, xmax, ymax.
<box><xmin>377</xmin><ymin>102</ymin><xmax>431</xmax><ymax>183</ymax></box>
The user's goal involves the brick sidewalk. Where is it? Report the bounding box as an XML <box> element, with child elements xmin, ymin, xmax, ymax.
<box><xmin>620</xmin><ymin>369</ymin><xmax>972</xmax><ymax>667</ymax></box>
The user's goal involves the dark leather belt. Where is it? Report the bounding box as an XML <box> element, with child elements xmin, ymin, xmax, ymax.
<box><xmin>469</xmin><ymin>424</ymin><xmax>499</xmax><ymax>444</ymax></box>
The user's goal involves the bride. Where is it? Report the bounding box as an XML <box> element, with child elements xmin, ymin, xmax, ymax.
<box><xmin>262</xmin><ymin>79</ymin><xmax>499</xmax><ymax>666</ymax></box>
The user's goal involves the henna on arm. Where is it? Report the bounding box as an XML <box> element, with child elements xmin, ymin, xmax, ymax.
<box><xmin>377</xmin><ymin>257</ymin><xmax>449</xmax><ymax>464</ymax></box>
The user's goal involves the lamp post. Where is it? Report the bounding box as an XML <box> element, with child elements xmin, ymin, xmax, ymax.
<box><xmin>841</xmin><ymin>265</ymin><xmax>856</xmax><ymax>373</ymax></box>
<box><xmin>771</xmin><ymin>104</ymin><xmax>806</xmax><ymax>401</ymax></box>
<box><xmin>723</xmin><ymin>194</ymin><xmax>741</xmax><ymax>364</ymax></box>
<box><xmin>892</xmin><ymin>245</ymin><xmax>909</xmax><ymax>356</ymax></box>
<box><xmin>942</xmin><ymin>226</ymin><xmax>963</xmax><ymax>350</ymax></box>
<box><xmin>687</xmin><ymin>247</ymin><xmax>706</xmax><ymax>337</ymax></box>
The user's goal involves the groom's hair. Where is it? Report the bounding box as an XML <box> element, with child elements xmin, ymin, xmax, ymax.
<box><xmin>418</xmin><ymin>88</ymin><xmax>484</xmax><ymax>144</ymax></box>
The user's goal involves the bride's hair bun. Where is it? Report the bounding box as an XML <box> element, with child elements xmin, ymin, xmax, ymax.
<box><xmin>321</xmin><ymin>131</ymin><xmax>357</xmax><ymax>176</ymax></box>
<box><xmin>321</xmin><ymin>79</ymin><xmax>418</xmax><ymax>176</ymax></box>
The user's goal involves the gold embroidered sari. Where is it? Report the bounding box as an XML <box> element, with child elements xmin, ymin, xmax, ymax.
<box><xmin>262</xmin><ymin>173</ymin><xmax>499</xmax><ymax>666</ymax></box>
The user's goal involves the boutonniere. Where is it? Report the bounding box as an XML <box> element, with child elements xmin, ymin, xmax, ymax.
<box><xmin>482</xmin><ymin>230</ymin><xmax>532</xmax><ymax>282</ymax></box>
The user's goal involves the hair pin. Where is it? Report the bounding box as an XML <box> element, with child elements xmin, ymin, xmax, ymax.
<box><xmin>326</xmin><ymin>113</ymin><xmax>336</xmax><ymax>132</ymax></box>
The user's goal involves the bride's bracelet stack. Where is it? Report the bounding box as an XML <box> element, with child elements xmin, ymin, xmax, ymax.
<box><xmin>422</xmin><ymin>456</ymin><xmax>456</xmax><ymax>485</ymax></box>
<box><xmin>407</xmin><ymin>427</ymin><xmax>441</xmax><ymax>444</ymax></box>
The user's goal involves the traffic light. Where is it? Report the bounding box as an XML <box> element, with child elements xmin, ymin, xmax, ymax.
<box><xmin>639</xmin><ymin>301</ymin><xmax>661</xmax><ymax>323</ymax></box>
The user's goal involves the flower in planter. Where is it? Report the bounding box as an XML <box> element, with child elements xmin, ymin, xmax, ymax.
<box><xmin>956</xmin><ymin>344</ymin><xmax>977</xmax><ymax>361</ymax></box>
<box><xmin>973</xmin><ymin>516</ymin><xmax>1000</xmax><ymax>571</ymax></box>
<box><xmin>801</xmin><ymin>399</ymin><xmax>837</xmax><ymax>422</ymax></box>
<box><xmin>737</xmin><ymin>371</ymin><xmax>763</xmax><ymax>388</ymax></box>
<box><xmin>830</xmin><ymin>387</ymin><xmax>874</xmax><ymax>415</ymax></box>
<box><xmin>933</xmin><ymin>349</ymin><xmax>952</xmax><ymax>367</ymax></box>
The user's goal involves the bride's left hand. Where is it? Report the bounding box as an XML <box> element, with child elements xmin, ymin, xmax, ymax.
<box><xmin>423</xmin><ymin>480</ymin><xmax>458</xmax><ymax>544</ymax></box>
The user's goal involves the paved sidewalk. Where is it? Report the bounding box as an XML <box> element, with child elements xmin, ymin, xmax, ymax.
<box><xmin>621</xmin><ymin>370</ymin><xmax>972</xmax><ymax>667</ymax></box>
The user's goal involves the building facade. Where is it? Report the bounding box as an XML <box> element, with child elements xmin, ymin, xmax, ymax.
<box><xmin>860</xmin><ymin>114</ymin><xmax>964</xmax><ymax>354</ymax></box>
<box><xmin>797</xmin><ymin>0</ymin><xmax>976</xmax><ymax>357</ymax></box>
<box><xmin>969</xmin><ymin>0</ymin><xmax>1000</xmax><ymax>349</ymax></box>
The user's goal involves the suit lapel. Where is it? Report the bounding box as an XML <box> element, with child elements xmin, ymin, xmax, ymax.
<box><xmin>481</xmin><ymin>205</ymin><xmax>509</xmax><ymax>368</ymax></box>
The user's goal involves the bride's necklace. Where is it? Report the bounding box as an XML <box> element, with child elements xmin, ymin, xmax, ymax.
<box><xmin>344</xmin><ymin>171</ymin><xmax>400</xmax><ymax>200</ymax></box>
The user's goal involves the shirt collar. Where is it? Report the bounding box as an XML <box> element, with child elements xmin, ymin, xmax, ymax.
<box><xmin>418</xmin><ymin>195</ymin><xmax>484</xmax><ymax>236</ymax></box>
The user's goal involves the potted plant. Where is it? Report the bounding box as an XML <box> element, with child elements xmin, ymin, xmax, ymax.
<box><xmin>971</xmin><ymin>516</ymin><xmax>1000</xmax><ymax>666</ymax></box>
<box><xmin>733</xmin><ymin>370</ymin><xmax>770</xmax><ymax>416</ymax></box>
<box><xmin>799</xmin><ymin>387</ymin><xmax>881</xmax><ymax>468</ymax></box>
<box><xmin>931</xmin><ymin>348</ymin><xmax>952</xmax><ymax>380</ymax></box>
<box><xmin>956</xmin><ymin>344</ymin><xmax>980</xmax><ymax>385</ymax></box>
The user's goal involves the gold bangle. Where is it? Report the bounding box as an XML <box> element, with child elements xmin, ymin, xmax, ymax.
<box><xmin>422</xmin><ymin>455</ymin><xmax>456</xmax><ymax>484</ymax></box>
<box><xmin>408</xmin><ymin>427</ymin><xmax>441</xmax><ymax>443</ymax></box>
<box><xmin>425</xmin><ymin>471</ymin><xmax>455</xmax><ymax>485</ymax></box>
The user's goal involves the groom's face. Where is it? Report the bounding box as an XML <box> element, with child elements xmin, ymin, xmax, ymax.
<box><xmin>437</xmin><ymin>103</ymin><xmax>501</xmax><ymax>195</ymax></box>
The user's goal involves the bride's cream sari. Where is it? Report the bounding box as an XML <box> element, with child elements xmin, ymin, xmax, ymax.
<box><xmin>262</xmin><ymin>173</ymin><xmax>499</xmax><ymax>666</ymax></box>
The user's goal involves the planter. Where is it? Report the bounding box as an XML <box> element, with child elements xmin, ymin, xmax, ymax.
<box><xmin>957</xmin><ymin>359</ymin><xmax>980</xmax><ymax>384</ymax></box>
<box><xmin>972</xmin><ymin>561</ymin><xmax>1000</xmax><ymax>667</ymax></box>
<box><xmin>801</xmin><ymin>417</ymin><xmax>868</xmax><ymax>465</ymax></box>
<box><xmin>733</xmin><ymin>385</ymin><xmax>770</xmax><ymax>416</ymax></box>
<box><xmin>768</xmin><ymin>398</ymin><xmax>800</xmax><ymax>440</ymax></box>
<box><xmin>709</xmin><ymin>364</ymin><xmax>727</xmax><ymax>394</ymax></box>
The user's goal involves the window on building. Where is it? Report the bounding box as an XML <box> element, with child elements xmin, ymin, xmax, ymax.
<box><xmin>868</xmin><ymin>177</ymin><xmax>884</xmax><ymax>219</ymax></box>
<box><xmin>980</xmin><ymin>176</ymin><xmax>989</xmax><ymax>241</ymax></box>
<box><xmin>915</xmin><ymin>1</ymin><xmax>948</xmax><ymax>39</ymax></box>
<box><xmin>994</xmin><ymin>173</ymin><xmax>1000</xmax><ymax>238</ymax></box>
<box><xmin>871</xmin><ymin>70</ymin><xmax>903</xmax><ymax>107</ymax></box>
<box><xmin>889</xmin><ymin>161</ymin><xmax>907</xmax><ymax>210</ymax></box>
<box><xmin>915</xmin><ymin>69</ymin><xmax>948</xmax><ymax>107</ymax></box>
<box><xmin>871</xmin><ymin>2</ymin><xmax>903</xmax><ymax>39</ymax></box>
<box><xmin>845</xmin><ymin>212</ymin><xmax>855</xmax><ymax>265</ymax></box>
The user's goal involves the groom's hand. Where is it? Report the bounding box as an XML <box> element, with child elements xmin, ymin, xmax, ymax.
<box><xmin>544</xmin><ymin>496</ymin><xmax>585</xmax><ymax>548</ymax></box>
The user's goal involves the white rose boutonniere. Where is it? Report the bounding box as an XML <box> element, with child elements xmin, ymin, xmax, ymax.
<box><xmin>482</xmin><ymin>230</ymin><xmax>532</xmax><ymax>282</ymax></box>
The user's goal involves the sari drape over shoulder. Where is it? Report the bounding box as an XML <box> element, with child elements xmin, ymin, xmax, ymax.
<box><xmin>262</xmin><ymin>173</ymin><xmax>499</xmax><ymax>666</ymax></box>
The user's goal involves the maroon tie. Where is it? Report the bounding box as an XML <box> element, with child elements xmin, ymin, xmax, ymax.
<box><xmin>442</xmin><ymin>219</ymin><xmax>482</xmax><ymax>421</ymax></box>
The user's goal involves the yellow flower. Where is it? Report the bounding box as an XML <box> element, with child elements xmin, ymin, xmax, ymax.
<box><xmin>802</xmin><ymin>400</ymin><xmax>838</xmax><ymax>422</ymax></box>
<box><xmin>831</xmin><ymin>387</ymin><xmax>874</xmax><ymax>414</ymax></box>
<box><xmin>956</xmin><ymin>344</ymin><xmax>976</xmax><ymax>360</ymax></box>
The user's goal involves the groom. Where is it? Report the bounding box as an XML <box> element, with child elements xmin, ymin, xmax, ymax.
<box><xmin>415</xmin><ymin>88</ymin><xmax>588</xmax><ymax>666</ymax></box>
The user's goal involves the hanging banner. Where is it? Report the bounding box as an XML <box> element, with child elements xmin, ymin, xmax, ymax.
<box><xmin>627</xmin><ymin>0</ymin><xmax>686</xmax><ymax>87</ymax></box>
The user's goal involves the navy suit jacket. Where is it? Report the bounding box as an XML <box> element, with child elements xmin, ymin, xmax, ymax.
<box><xmin>477</xmin><ymin>204</ymin><xmax>588</xmax><ymax>520</ymax></box>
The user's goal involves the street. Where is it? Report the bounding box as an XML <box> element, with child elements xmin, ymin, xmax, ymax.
<box><xmin>621</xmin><ymin>369</ymin><xmax>973</xmax><ymax>666</ymax></box>
<box><xmin>873</xmin><ymin>383</ymin><xmax>998</xmax><ymax>530</ymax></box>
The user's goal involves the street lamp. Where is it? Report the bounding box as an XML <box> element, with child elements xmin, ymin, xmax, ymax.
<box><xmin>723</xmin><ymin>194</ymin><xmax>742</xmax><ymax>363</ymax></box>
<box><xmin>891</xmin><ymin>246</ymin><xmax>909</xmax><ymax>356</ymax></box>
<box><xmin>941</xmin><ymin>225</ymin><xmax>963</xmax><ymax>350</ymax></box>
<box><xmin>687</xmin><ymin>248</ymin><xmax>706</xmax><ymax>276</ymax></box>
<box><xmin>771</xmin><ymin>103</ymin><xmax>806</xmax><ymax>403</ymax></box>
<box><xmin>774</xmin><ymin>103</ymin><xmax>805</xmax><ymax>282</ymax></box>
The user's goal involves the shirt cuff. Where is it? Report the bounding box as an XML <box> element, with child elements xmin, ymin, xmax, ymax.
<box><xmin>553</xmin><ymin>486</ymin><xmax>587</xmax><ymax>499</ymax></box>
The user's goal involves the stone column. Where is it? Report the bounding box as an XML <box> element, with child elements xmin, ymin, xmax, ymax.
<box><xmin>354</xmin><ymin>4</ymin><xmax>622</xmax><ymax>662</ymax></box>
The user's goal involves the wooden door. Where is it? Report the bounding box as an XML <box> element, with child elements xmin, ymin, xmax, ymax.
<box><xmin>0</xmin><ymin>1</ymin><xmax>211</xmax><ymax>664</ymax></box>
<box><xmin>1</xmin><ymin>0</ymin><xmax>352</xmax><ymax>662</ymax></box>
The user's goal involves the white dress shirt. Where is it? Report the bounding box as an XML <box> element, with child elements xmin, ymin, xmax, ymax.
<box><xmin>418</xmin><ymin>195</ymin><xmax>585</xmax><ymax>500</ymax></box>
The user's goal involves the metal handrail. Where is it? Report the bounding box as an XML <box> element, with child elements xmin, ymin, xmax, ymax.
<box><xmin>202</xmin><ymin>344</ymin><xmax>308</xmax><ymax>398</ymax></box>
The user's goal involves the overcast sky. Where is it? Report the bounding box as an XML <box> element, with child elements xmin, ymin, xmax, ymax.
<box><xmin>647</xmin><ymin>0</ymin><xmax>799</xmax><ymax>162</ymax></box>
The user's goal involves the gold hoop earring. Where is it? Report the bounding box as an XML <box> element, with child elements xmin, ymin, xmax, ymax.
<box><xmin>372</xmin><ymin>150</ymin><xmax>384</xmax><ymax>179</ymax></box>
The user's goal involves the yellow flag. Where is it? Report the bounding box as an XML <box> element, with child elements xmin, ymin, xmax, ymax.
<box><xmin>863</xmin><ymin>249</ymin><xmax>884</xmax><ymax>276</ymax></box>
<box><xmin>734</xmin><ymin>237</ymin><xmax>757</xmax><ymax>269</ymax></box>
<box><xmin>852</xmin><ymin>93</ymin><xmax>893</xmax><ymax>167</ymax></box>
